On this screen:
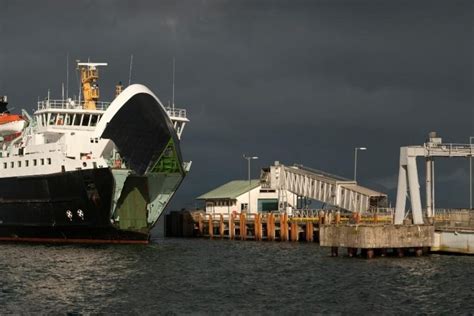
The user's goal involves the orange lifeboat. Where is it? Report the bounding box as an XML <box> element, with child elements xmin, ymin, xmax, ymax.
<box><xmin>0</xmin><ymin>96</ymin><xmax>27</xmax><ymax>139</ymax></box>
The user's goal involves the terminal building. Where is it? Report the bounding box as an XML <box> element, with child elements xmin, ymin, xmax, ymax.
<box><xmin>197</xmin><ymin>180</ymin><xmax>297</xmax><ymax>215</ymax></box>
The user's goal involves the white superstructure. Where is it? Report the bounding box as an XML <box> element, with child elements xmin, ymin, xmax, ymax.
<box><xmin>0</xmin><ymin>62</ymin><xmax>189</xmax><ymax>180</ymax></box>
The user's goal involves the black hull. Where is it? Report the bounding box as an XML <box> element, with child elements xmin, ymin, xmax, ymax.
<box><xmin>0</xmin><ymin>169</ymin><xmax>149</xmax><ymax>243</ymax></box>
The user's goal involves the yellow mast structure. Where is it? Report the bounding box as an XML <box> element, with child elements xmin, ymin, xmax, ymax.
<box><xmin>77</xmin><ymin>62</ymin><xmax>107</xmax><ymax>110</ymax></box>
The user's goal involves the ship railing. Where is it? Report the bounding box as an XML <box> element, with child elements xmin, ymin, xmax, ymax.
<box><xmin>165</xmin><ymin>107</ymin><xmax>187</xmax><ymax>119</ymax></box>
<box><xmin>37</xmin><ymin>99</ymin><xmax>111</xmax><ymax>111</ymax></box>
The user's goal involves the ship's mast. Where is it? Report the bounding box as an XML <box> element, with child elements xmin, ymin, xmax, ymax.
<box><xmin>77</xmin><ymin>62</ymin><xmax>107</xmax><ymax>110</ymax></box>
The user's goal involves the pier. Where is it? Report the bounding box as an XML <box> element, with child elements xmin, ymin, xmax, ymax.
<box><xmin>166</xmin><ymin>133</ymin><xmax>474</xmax><ymax>257</ymax></box>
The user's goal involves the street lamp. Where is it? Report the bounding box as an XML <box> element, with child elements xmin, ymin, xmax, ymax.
<box><xmin>470</xmin><ymin>137</ymin><xmax>474</xmax><ymax>209</ymax></box>
<box><xmin>243</xmin><ymin>155</ymin><xmax>259</xmax><ymax>213</ymax></box>
<box><xmin>354</xmin><ymin>147</ymin><xmax>367</xmax><ymax>182</ymax></box>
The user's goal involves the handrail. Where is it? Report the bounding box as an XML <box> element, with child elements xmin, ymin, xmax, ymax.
<box><xmin>37</xmin><ymin>99</ymin><xmax>110</xmax><ymax>111</ymax></box>
<box><xmin>165</xmin><ymin>107</ymin><xmax>187</xmax><ymax>119</ymax></box>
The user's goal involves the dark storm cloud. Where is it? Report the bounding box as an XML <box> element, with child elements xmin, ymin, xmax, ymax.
<box><xmin>0</xmin><ymin>0</ymin><xmax>472</xmax><ymax>209</ymax></box>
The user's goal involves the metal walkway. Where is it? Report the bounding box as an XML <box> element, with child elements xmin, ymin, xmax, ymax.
<box><xmin>261</xmin><ymin>162</ymin><xmax>387</xmax><ymax>213</ymax></box>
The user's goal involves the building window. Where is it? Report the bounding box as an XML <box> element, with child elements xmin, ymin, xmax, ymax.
<box><xmin>10</xmin><ymin>162</ymin><xmax>14</xmax><ymax>168</ymax></box>
<box><xmin>18</xmin><ymin>161</ymin><xmax>21</xmax><ymax>167</ymax></box>
<box><xmin>241</xmin><ymin>203</ymin><xmax>248</xmax><ymax>211</ymax></box>
<box><xmin>41</xmin><ymin>158</ymin><xmax>44</xmax><ymax>165</ymax></box>
<box><xmin>33</xmin><ymin>159</ymin><xmax>37</xmax><ymax>166</ymax></box>
<box><xmin>25</xmin><ymin>160</ymin><xmax>29</xmax><ymax>167</ymax></box>
<box><xmin>47</xmin><ymin>158</ymin><xmax>51</xmax><ymax>165</ymax></box>
<box><xmin>3</xmin><ymin>162</ymin><xmax>6</xmax><ymax>169</ymax></box>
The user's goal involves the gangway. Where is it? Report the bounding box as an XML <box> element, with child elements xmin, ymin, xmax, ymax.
<box><xmin>261</xmin><ymin>161</ymin><xmax>387</xmax><ymax>213</ymax></box>
<box><xmin>395</xmin><ymin>132</ymin><xmax>474</xmax><ymax>225</ymax></box>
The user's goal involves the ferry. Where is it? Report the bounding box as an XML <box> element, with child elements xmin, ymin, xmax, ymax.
<box><xmin>0</xmin><ymin>61</ymin><xmax>190</xmax><ymax>243</ymax></box>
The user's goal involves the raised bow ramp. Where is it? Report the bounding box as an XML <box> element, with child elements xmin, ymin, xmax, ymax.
<box><xmin>94</xmin><ymin>84</ymin><xmax>189</xmax><ymax>232</ymax></box>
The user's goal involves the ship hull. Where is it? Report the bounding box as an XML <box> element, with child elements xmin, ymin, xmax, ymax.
<box><xmin>0</xmin><ymin>168</ymin><xmax>149</xmax><ymax>243</ymax></box>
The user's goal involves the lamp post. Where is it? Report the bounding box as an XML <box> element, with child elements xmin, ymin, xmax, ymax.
<box><xmin>470</xmin><ymin>137</ymin><xmax>474</xmax><ymax>209</ymax></box>
<box><xmin>243</xmin><ymin>155</ymin><xmax>258</xmax><ymax>213</ymax></box>
<box><xmin>354</xmin><ymin>147</ymin><xmax>367</xmax><ymax>182</ymax></box>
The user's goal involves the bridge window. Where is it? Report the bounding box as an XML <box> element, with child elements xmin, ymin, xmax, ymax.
<box><xmin>56</xmin><ymin>115</ymin><xmax>64</xmax><ymax>125</ymax></box>
<box><xmin>90</xmin><ymin>115</ymin><xmax>99</xmax><ymax>126</ymax></box>
<box><xmin>49</xmin><ymin>113</ymin><xmax>57</xmax><ymax>125</ymax></box>
<box><xmin>64</xmin><ymin>114</ymin><xmax>72</xmax><ymax>125</ymax></box>
<box><xmin>82</xmin><ymin>114</ymin><xmax>90</xmax><ymax>126</ymax></box>
<box><xmin>73</xmin><ymin>114</ymin><xmax>81</xmax><ymax>126</ymax></box>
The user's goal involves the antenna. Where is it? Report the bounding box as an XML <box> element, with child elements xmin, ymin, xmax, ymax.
<box><xmin>172</xmin><ymin>57</ymin><xmax>175</xmax><ymax>110</ymax></box>
<box><xmin>66</xmin><ymin>53</ymin><xmax>69</xmax><ymax>99</ymax></box>
<box><xmin>62</xmin><ymin>82</ymin><xmax>64</xmax><ymax>100</ymax></box>
<box><xmin>128</xmin><ymin>54</ymin><xmax>134</xmax><ymax>86</ymax></box>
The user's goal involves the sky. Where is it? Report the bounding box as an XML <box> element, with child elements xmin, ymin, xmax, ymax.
<box><xmin>0</xmin><ymin>0</ymin><xmax>472</xmax><ymax>209</ymax></box>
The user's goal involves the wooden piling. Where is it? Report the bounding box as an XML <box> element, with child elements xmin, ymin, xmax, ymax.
<box><xmin>366</xmin><ymin>249</ymin><xmax>374</xmax><ymax>259</ymax></box>
<box><xmin>267</xmin><ymin>213</ymin><xmax>275</xmax><ymax>241</ymax></box>
<box><xmin>208</xmin><ymin>214</ymin><xmax>214</xmax><ymax>238</ymax></box>
<box><xmin>318</xmin><ymin>211</ymin><xmax>325</xmax><ymax>225</ymax></box>
<box><xmin>229</xmin><ymin>213</ymin><xmax>235</xmax><ymax>240</ymax></box>
<box><xmin>255</xmin><ymin>213</ymin><xmax>262</xmax><ymax>241</ymax></box>
<box><xmin>198</xmin><ymin>213</ymin><xmax>204</xmax><ymax>236</ymax></box>
<box><xmin>331</xmin><ymin>247</ymin><xmax>338</xmax><ymax>257</ymax></box>
<box><xmin>348</xmin><ymin>247</ymin><xmax>357</xmax><ymax>257</ymax></box>
<box><xmin>240</xmin><ymin>213</ymin><xmax>247</xmax><ymax>240</ymax></box>
<box><xmin>280</xmin><ymin>213</ymin><xmax>288</xmax><ymax>241</ymax></box>
<box><xmin>355</xmin><ymin>212</ymin><xmax>361</xmax><ymax>224</ymax></box>
<box><xmin>290</xmin><ymin>221</ymin><xmax>298</xmax><ymax>241</ymax></box>
<box><xmin>219</xmin><ymin>214</ymin><xmax>225</xmax><ymax>238</ymax></box>
<box><xmin>305</xmin><ymin>222</ymin><xmax>314</xmax><ymax>242</ymax></box>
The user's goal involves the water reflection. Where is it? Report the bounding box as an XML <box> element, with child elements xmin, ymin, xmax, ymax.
<box><xmin>0</xmin><ymin>239</ymin><xmax>473</xmax><ymax>314</ymax></box>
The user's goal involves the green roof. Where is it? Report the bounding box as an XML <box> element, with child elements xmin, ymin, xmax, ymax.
<box><xmin>197</xmin><ymin>180</ymin><xmax>260</xmax><ymax>200</ymax></box>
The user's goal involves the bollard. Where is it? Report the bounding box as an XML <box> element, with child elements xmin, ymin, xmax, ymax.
<box><xmin>208</xmin><ymin>214</ymin><xmax>214</xmax><ymax>238</ymax></box>
<box><xmin>305</xmin><ymin>222</ymin><xmax>313</xmax><ymax>242</ymax></box>
<box><xmin>198</xmin><ymin>213</ymin><xmax>204</xmax><ymax>236</ymax></box>
<box><xmin>219</xmin><ymin>214</ymin><xmax>225</xmax><ymax>238</ymax></box>
<box><xmin>229</xmin><ymin>213</ymin><xmax>235</xmax><ymax>240</ymax></box>
<box><xmin>290</xmin><ymin>221</ymin><xmax>298</xmax><ymax>241</ymax></box>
